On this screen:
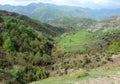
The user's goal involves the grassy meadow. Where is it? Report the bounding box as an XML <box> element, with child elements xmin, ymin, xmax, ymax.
<box><xmin>58</xmin><ymin>30</ymin><xmax>98</xmax><ymax>51</ymax></box>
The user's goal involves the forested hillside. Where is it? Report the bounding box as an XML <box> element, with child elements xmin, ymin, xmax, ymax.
<box><xmin>29</xmin><ymin>24</ymin><xmax>120</xmax><ymax>84</ymax></box>
<box><xmin>0</xmin><ymin>10</ymin><xmax>60</xmax><ymax>84</ymax></box>
<box><xmin>0</xmin><ymin>10</ymin><xmax>66</xmax><ymax>37</ymax></box>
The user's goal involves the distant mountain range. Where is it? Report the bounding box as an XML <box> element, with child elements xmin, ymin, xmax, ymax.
<box><xmin>0</xmin><ymin>3</ymin><xmax>120</xmax><ymax>22</ymax></box>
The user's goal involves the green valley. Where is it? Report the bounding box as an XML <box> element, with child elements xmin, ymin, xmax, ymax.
<box><xmin>58</xmin><ymin>30</ymin><xmax>97</xmax><ymax>51</ymax></box>
<box><xmin>0</xmin><ymin>2</ymin><xmax>120</xmax><ymax>84</ymax></box>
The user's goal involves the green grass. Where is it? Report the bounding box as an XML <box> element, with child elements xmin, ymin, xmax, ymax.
<box><xmin>58</xmin><ymin>30</ymin><xmax>98</xmax><ymax>51</ymax></box>
<box><xmin>30</xmin><ymin>67</ymin><xmax>120</xmax><ymax>84</ymax></box>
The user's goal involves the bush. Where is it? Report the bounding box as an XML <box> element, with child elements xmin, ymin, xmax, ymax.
<box><xmin>109</xmin><ymin>42</ymin><xmax>120</xmax><ymax>54</ymax></box>
<box><xmin>10</xmin><ymin>65</ymin><xmax>26</xmax><ymax>84</ymax></box>
<box><xmin>34</xmin><ymin>67</ymin><xmax>49</xmax><ymax>79</ymax></box>
<box><xmin>77</xmin><ymin>71</ymin><xmax>89</xmax><ymax>78</ymax></box>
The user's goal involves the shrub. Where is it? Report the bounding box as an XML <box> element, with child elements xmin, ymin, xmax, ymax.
<box><xmin>109</xmin><ymin>42</ymin><xmax>120</xmax><ymax>54</ymax></box>
<box><xmin>3</xmin><ymin>37</ymin><xmax>15</xmax><ymax>51</ymax></box>
<box><xmin>76</xmin><ymin>70</ymin><xmax>89</xmax><ymax>78</ymax></box>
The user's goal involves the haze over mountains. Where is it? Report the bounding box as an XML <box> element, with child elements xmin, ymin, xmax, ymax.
<box><xmin>0</xmin><ymin>3</ymin><xmax>120</xmax><ymax>22</ymax></box>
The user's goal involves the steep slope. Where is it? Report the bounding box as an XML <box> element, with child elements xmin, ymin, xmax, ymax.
<box><xmin>0</xmin><ymin>10</ymin><xmax>59</xmax><ymax>84</ymax></box>
<box><xmin>0</xmin><ymin>10</ymin><xmax>66</xmax><ymax>37</ymax></box>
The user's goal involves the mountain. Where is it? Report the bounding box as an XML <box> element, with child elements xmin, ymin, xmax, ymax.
<box><xmin>0</xmin><ymin>10</ymin><xmax>66</xmax><ymax>37</ymax></box>
<box><xmin>0</xmin><ymin>3</ymin><xmax>92</xmax><ymax>22</ymax></box>
<box><xmin>47</xmin><ymin>17</ymin><xmax>96</xmax><ymax>30</ymax></box>
<box><xmin>89</xmin><ymin>8</ymin><xmax>120</xmax><ymax>20</ymax></box>
<box><xmin>88</xmin><ymin>16</ymin><xmax>120</xmax><ymax>32</ymax></box>
<box><xmin>0</xmin><ymin>3</ymin><xmax>120</xmax><ymax>22</ymax></box>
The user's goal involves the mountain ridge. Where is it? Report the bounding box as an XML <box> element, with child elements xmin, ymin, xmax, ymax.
<box><xmin>0</xmin><ymin>3</ymin><xmax>120</xmax><ymax>22</ymax></box>
<box><xmin>0</xmin><ymin>10</ymin><xmax>66</xmax><ymax>36</ymax></box>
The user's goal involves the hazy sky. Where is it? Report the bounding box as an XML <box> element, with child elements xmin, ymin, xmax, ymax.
<box><xmin>0</xmin><ymin>0</ymin><xmax>120</xmax><ymax>9</ymax></box>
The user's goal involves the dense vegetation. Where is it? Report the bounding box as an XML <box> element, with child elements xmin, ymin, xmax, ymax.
<box><xmin>0</xmin><ymin>10</ymin><xmax>66</xmax><ymax>37</ymax></box>
<box><xmin>51</xmin><ymin>28</ymin><xmax>120</xmax><ymax>75</ymax></box>
<box><xmin>0</xmin><ymin>10</ymin><xmax>120</xmax><ymax>84</ymax></box>
<box><xmin>0</xmin><ymin>11</ymin><xmax>55</xmax><ymax>84</ymax></box>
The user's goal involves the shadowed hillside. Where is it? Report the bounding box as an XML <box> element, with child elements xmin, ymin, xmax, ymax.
<box><xmin>0</xmin><ymin>10</ymin><xmax>66</xmax><ymax>37</ymax></box>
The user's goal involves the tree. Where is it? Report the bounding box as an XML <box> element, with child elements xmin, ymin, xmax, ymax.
<box><xmin>2</xmin><ymin>32</ymin><xmax>9</xmax><ymax>41</ymax></box>
<box><xmin>3</xmin><ymin>37</ymin><xmax>15</xmax><ymax>51</ymax></box>
<box><xmin>0</xmin><ymin>17</ymin><xmax>3</xmax><ymax>23</ymax></box>
<box><xmin>33</xmin><ymin>52</ymin><xmax>42</xmax><ymax>64</ymax></box>
<box><xmin>42</xmin><ymin>54</ymin><xmax>50</xmax><ymax>63</ymax></box>
<box><xmin>34</xmin><ymin>67</ymin><xmax>48</xmax><ymax>79</ymax></box>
